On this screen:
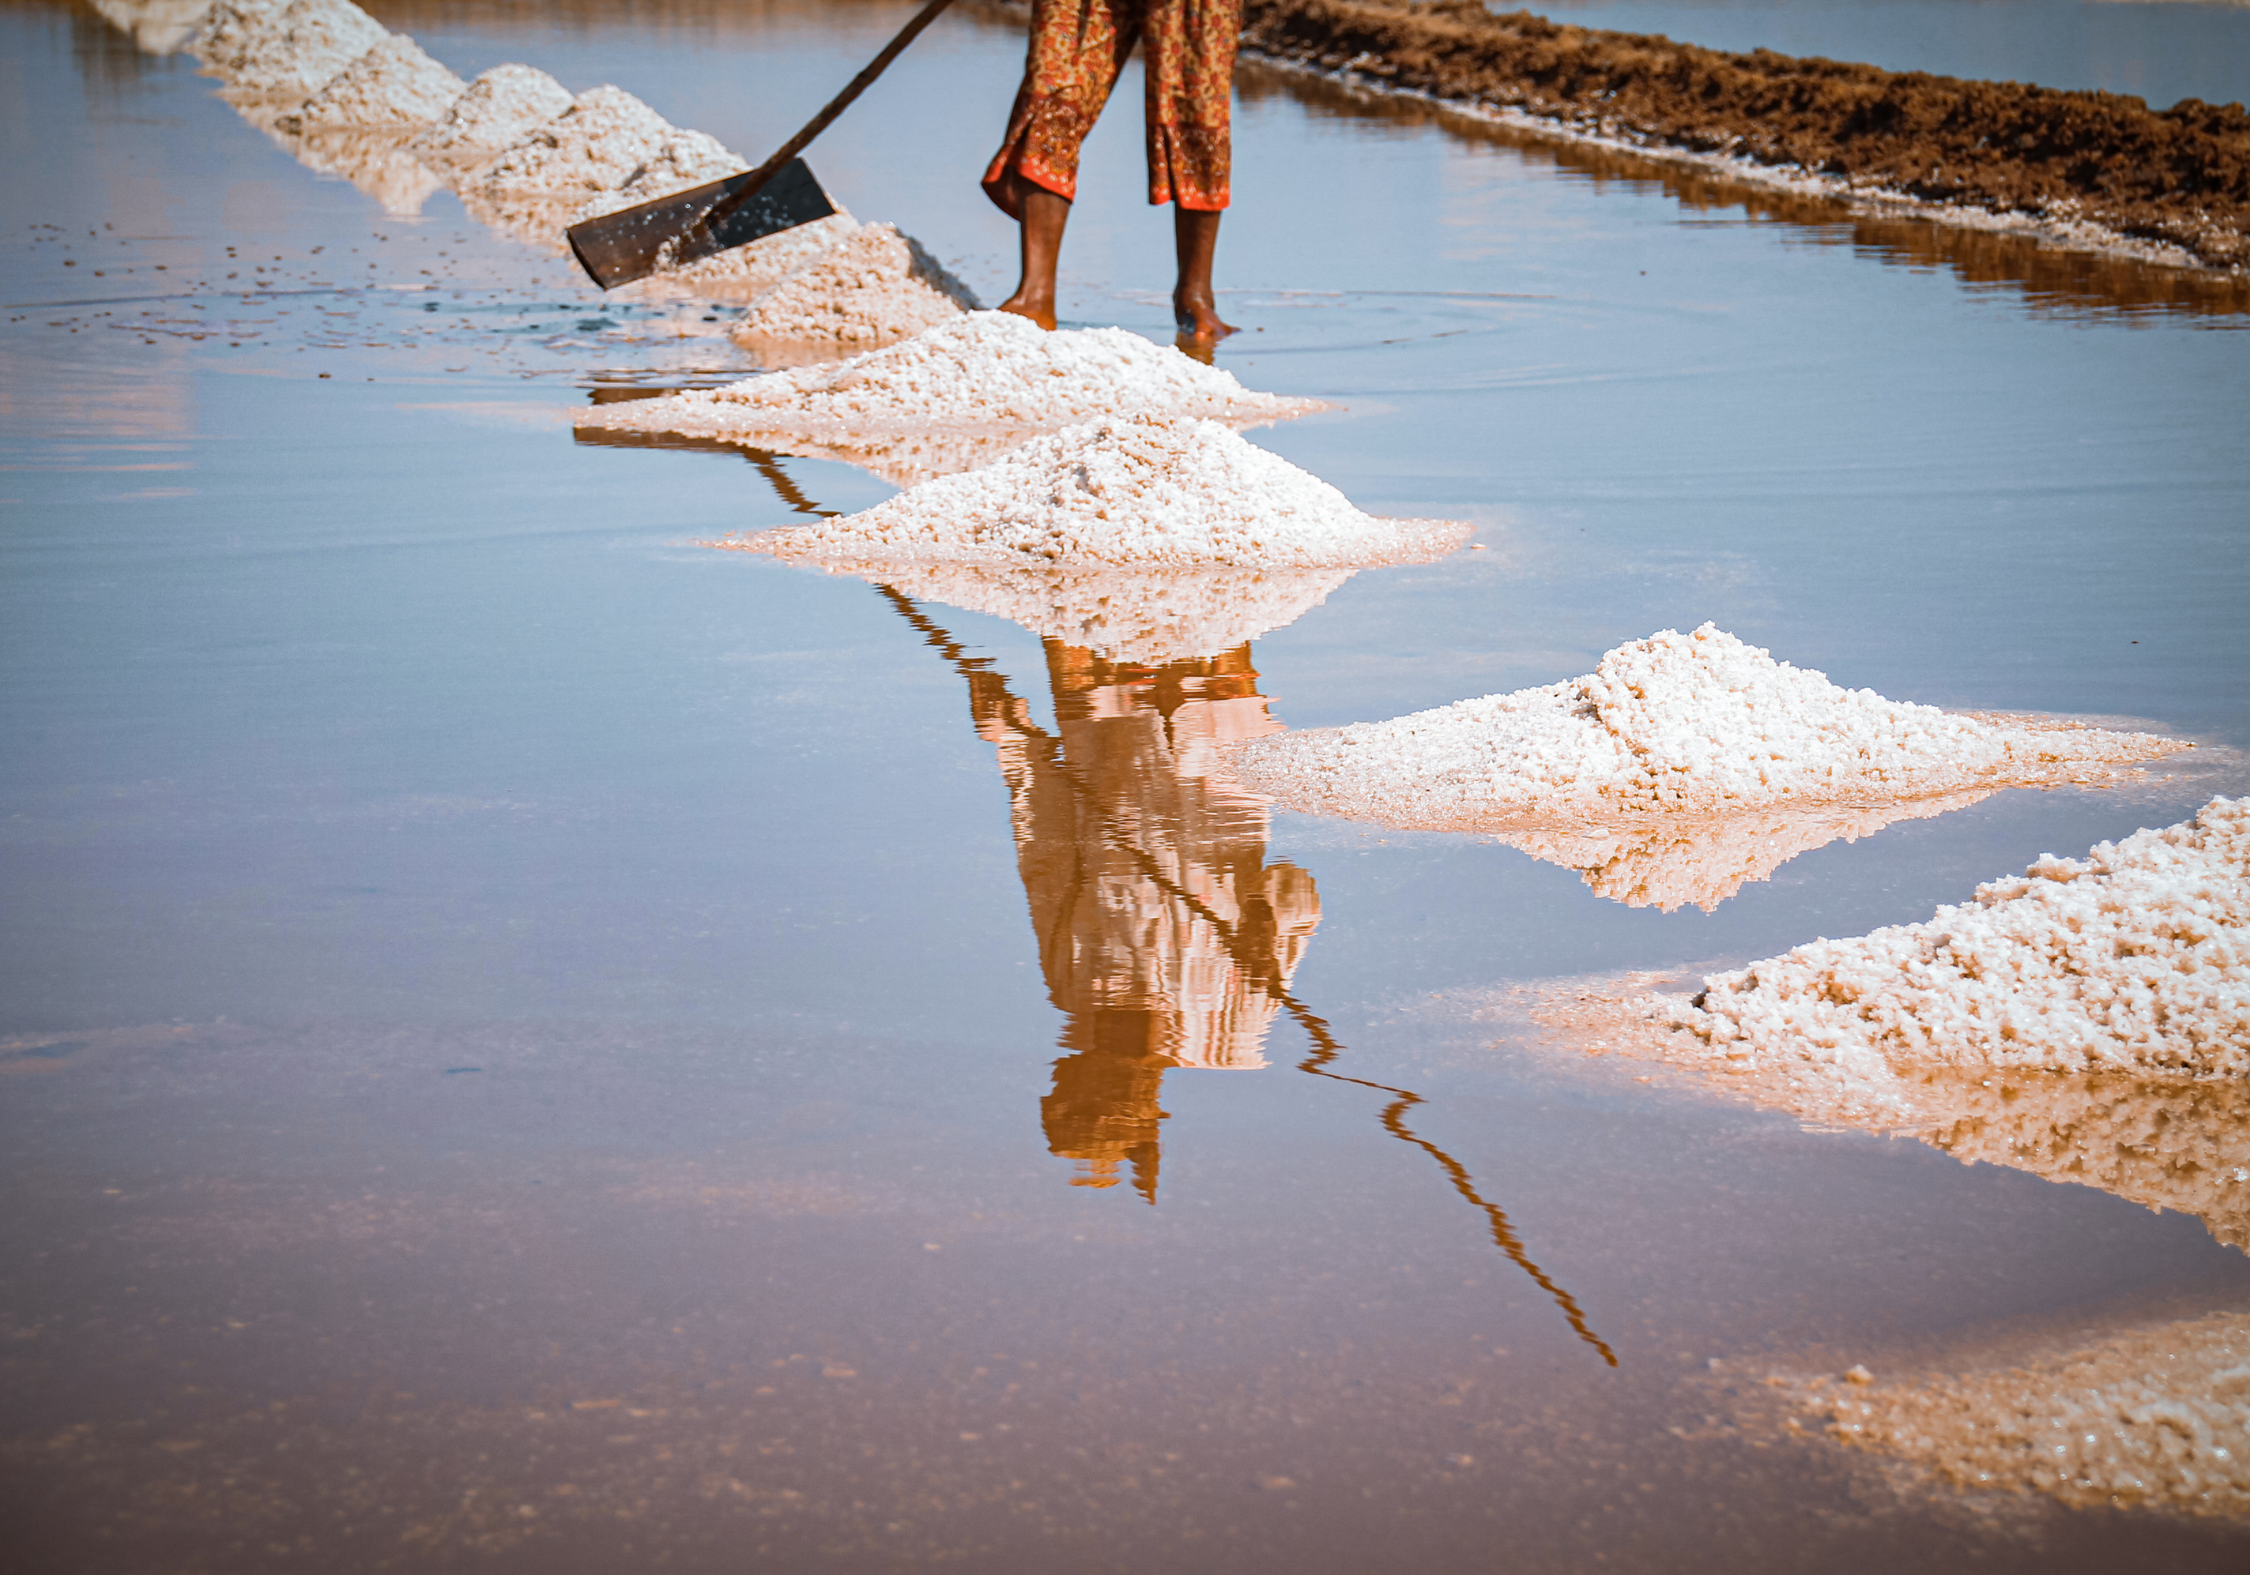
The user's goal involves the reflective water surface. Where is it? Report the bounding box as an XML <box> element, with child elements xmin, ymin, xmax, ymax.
<box><xmin>3</xmin><ymin>1</ymin><xmax>2249</xmax><ymax>1569</ymax></box>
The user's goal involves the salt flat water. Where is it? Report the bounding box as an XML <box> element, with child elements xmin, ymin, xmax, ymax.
<box><xmin>2</xmin><ymin>2</ymin><xmax>2247</xmax><ymax>1570</ymax></box>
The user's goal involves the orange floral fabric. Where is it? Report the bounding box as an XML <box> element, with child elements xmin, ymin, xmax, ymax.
<box><xmin>983</xmin><ymin>0</ymin><xmax>1240</xmax><ymax>212</ymax></box>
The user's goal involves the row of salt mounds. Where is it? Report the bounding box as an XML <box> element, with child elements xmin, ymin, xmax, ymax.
<box><xmin>727</xmin><ymin>224</ymin><xmax>979</xmax><ymax>361</ymax></box>
<box><xmin>863</xmin><ymin>562</ymin><xmax>1355</xmax><ymax>667</ymax></box>
<box><xmin>580</xmin><ymin>313</ymin><xmax>1329</xmax><ymax>482</ymax></box>
<box><xmin>1236</xmin><ymin>623</ymin><xmax>2187</xmax><ymax>828</ymax></box>
<box><xmin>1783</xmin><ymin>1310</ymin><xmax>2250</xmax><ymax>1520</ymax></box>
<box><xmin>719</xmin><ymin>413</ymin><xmax>1470</xmax><ymax>571</ymax></box>
<box><xmin>167</xmin><ymin>4</ymin><xmax>955</xmax><ymax>316</ymax></box>
<box><xmin>1661</xmin><ymin>795</ymin><xmax>2250</xmax><ymax>1083</ymax></box>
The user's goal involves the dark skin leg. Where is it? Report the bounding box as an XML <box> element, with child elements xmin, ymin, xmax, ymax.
<box><xmin>996</xmin><ymin>172</ymin><xmax>1069</xmax><ymax>331</ymax></box>
<box><xmin>1172</xmin><ymin>207</ymin><xmax>1236</xmax><ymax>342</ymax></box>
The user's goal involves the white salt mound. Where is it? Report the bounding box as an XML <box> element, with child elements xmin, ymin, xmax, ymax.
<box><xmin>1237</xmin><ymin>623</ymin><xmax>2187</xmax><ymax>827</ymax></box>
<box><xmin>92</xmin><ymin>0</ymin><xmax>216</xmax><ymax>54</ymax></box>
<box><xmin>411</xmin><ymin>64</ymin><xmax>575</xmax><ymax>164</ymax></box>
<box><xmin>610</xmin><ymin>213</ymin><xmax>862</xmax><ymax>307</ymax></box>
<box><xmin>187</xmin><ymin>0</ymin><xmax>282</xmax><ymax>65</ymax></box>
<box><xmin>726</xmin><ymin>414</ymin><xmax>1469</xmax><ymax>571</ymax></box>
<box><xmin>581</xmin><ymin>312</ymin><xmax>1327</xmax><ymax>463</ymax></box>
<box><xmin>1665</xmin><ymin>795</ymin><xmax>2250</xmax><ymax>1078</ymax></box>
<box><xmin>1793</xmin><ymin>1311</ymin><xmax>2250</xmax><ymax>1518</ymax></box>
<box><xmin>281</xmin><ymin>34</ymin><xmax>464</xmax><ymax>131</ymax></box>
<box><xmin>213</xmin><ymin>0</ymin><xmax>387</xmax><ymax>99</ymax></box>
<box><xmin>730</xmin><ymin>223</ymin><xmax>978</xmax><ymax>354</ymax></box>
<box><xmin>469</xmin><ymin>85</ymin><xmax>742</xmax><ymax>245</ymax></box>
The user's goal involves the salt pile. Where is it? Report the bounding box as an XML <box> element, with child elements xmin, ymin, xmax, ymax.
<box><xmin>1662</xmin><ymin>795</ymin><xmax>2250</xmax><ymax>1081</ymax></box>
<box><xmin>730</xmin><ymin>223</ymin><xmax>978</xmax><ymax>354</ymax></box>
<box><xmin>1786</xmin><ymin>1311</ymin><xmax>2250</xmax><ymax>1518</ymax></box>
<box><xmin>207</xmin><ymin>0</ymin><xmax>387</xmax><ymax>100</ymax></box>
<box><xmin>410</xmin><ymin>64</ymin><xmax>574</xmax><ymax>166</ymax></box>
<box><xmin>465</xmin><ymin>86</ymin><xmax>742</xmax><ymax>246</ymax></box>
<box><xmin>581</xmin><ymin>313</ymin><xmax>1328</xmax><ymax>472</ymax></box>
<box><xmin>279</xmin><ymin>34</ymin><xmax>464</xmax><ymax>131</ymax></box>
<box><xmin>722</xmin><ymin>414</ymin><xmax>1470</xmax><ymax>571</ymax></box>
<box><xmin>861</xmin><ymin>562</ymin><xmax>1355</xmax><ymax>666</ymax></box>
<box><xmin>1237</xmin><ymin>624</ymin><xmax>2188</xmax><ymax>829</ymax></box>
<box><xmin>609</xmin><ymin>213</ymin><xmax>862</xmax><ymax>308</ymax></box>
<box><xmin>187</xmin><ymin>0</ymin><xmax>284</xmax><ymax>67</ymax></box>
<box><xmin>91</xmin><ymin>0</ymin><xmax>215</xmax><ymax>54</ymax></box>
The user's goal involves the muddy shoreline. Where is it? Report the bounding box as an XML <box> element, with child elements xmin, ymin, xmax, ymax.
<box><xmin>1232</xmin><ymin>0</ymin><xmax>2250</xmax><ymax>273</ymax></box>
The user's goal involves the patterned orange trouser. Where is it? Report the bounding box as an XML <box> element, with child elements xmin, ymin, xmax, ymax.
<box><xmin>982</xmin><ymin>0</ymin><xmax>1240</xmax><ymax>213</ymax></box>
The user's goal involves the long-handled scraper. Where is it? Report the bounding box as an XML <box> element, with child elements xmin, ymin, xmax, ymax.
<box><xmin>565</xmin><ymin>0</ymin><xmax>957</xmax><ymax>291</ymax></box>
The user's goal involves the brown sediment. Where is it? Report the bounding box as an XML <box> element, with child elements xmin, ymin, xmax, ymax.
<box><xmin>1237</xmin><ymin>0</ymin><xmax>2250</xmax><ymax>272</ymax></box>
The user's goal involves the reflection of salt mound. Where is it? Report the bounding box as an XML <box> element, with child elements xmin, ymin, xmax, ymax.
<box><xmin>1238</xmin><ymin>624</ymin><xmax>2187</xmax><ymax>828</ymax></box>
<box><xmin>467</xmin><ymin>86</ymin><xmax>743</xmax><ymax>247</ymax></box>
<box><xmin>291</xmin><ymin>128</ymin><xmax>445</xmax><ymax>217</ymax></box>
<box><xmin>90</xmin><ymin>0</ymin><xmax>214</xmax><ymax>54</ymax></box>
<box><xmin>410</xmin><ymin>63</ymin><xmax>573</xmax><ymax>167</ymax></box>
<box><xmin>577</xmin><ymin>312</ymin><xmax>1327</xmax><ymax>466</ymax></box>
<box><xmin>1916</xmin><ymin>1068</ymin><xmax>2250</xmax><ymax>1250</ymax></box>
<box><xmin>727</xmin><ymin>414</ymin><xmax>1469</xmax><ymax>570</ymax></box>
<box><xmin>857</xmin><ymin>562</ymin><xmax>1353</xmax><ymax>665</ymax></box>
<box><xmin>1500</xmin><ymin>792</ymin><xmax>1993</xmax><ymax>913</ymax></box>
<box><xmin>1666</xmin><ymin>797</ymin><xmax>2249</xmax><ymax>1079</ymax></box>
<box><xmin>730</xmin><ymin>223</ymin><xmax>978</xmax><ymax>356</ymax></box>
<box><xmin>610</xmin><ymin>213</ymin><xmax>861</xmax><ymax>308</ymax></box>
<box><xmin>210</xmin><ymin>0</ymin><xmax>387</xmax><ymax>100</ymax></box>
<box><xmin>1790</xmin><ymin>1311</ymin><xmax>2250</xmax><ymax>1519</ymax></box>
<box><xmin>278</xmin><ymin>34</ymin><xmax>463</xmax><ymax>131</ymax></box>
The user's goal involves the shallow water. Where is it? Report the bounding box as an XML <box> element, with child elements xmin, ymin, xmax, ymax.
<box><xmin>3</xmin><ymin>1</ymin><xmax>2249</xmax><ymax>1569</ymax></box>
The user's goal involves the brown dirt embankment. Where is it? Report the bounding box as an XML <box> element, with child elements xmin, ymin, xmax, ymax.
<box><xmin>1240</xmin><ymin>0</ymin><xmax>2250</xmax><ymax>269</ymax></box>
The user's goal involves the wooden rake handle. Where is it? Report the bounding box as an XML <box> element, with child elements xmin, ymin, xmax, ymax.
<box><xmin>691</xmin><ymin>0</ymin><xmax>961</xmax><ymax>243</ymax></box>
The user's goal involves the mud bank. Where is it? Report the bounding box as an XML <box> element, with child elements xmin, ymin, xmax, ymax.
<box><xmin>1238</xmin><ymin>0</ymin><xmax>2250</xmax><ymax>271</ymax></box>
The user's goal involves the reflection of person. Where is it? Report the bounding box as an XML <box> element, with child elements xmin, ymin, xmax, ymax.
<box><xmin>983</xmin><ymin>0</ymin><xmax>1241</xmax><ymax>340</ymax></box>
<box><xmin>968</xmin><ymin>642</ymin><xmax>1319</xmax><ymax>1200</ymax></box>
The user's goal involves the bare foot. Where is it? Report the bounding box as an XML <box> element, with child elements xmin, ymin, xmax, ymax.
<box><xmin>998</xmin><ymin>296</ymin><xmax>1058</xmax><ymax>331</ymax></box>
<box><xmin>1172</xmin><ymin>291</ymin><xmax>1237</xmax><ymax>343</ymax></box>
<box><xmin>1171</xmin><ymin>207</ymin><xmax>1236</xmax><ymax>344</ymax></box>
<box><xmin>993</xmin><ymin>174</ymin><xmax>1070</xmax><ymax>332</ymax></box>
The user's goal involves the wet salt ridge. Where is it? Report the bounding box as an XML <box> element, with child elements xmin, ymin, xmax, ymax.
<box><xmin>6</xmin><ymin>1</ymin><xmax>2250</xmax><ymax>1572</ymax></box>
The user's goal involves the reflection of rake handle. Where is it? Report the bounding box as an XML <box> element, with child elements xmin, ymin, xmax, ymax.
<box><xmin>878</xmin><ymin>585</ymin><xmax>1618</xmax><ymax>1368</ymax></box>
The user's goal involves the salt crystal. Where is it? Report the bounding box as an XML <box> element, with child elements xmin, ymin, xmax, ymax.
<box><xmin>721</xmin><ymin>413</ymin><xmax>1469</xmax><ymax>571</ymax></box>
<box><xmin>91</xmin><ymin>0</ymin><xmax>215</xmax><ymax>54</ymax></box>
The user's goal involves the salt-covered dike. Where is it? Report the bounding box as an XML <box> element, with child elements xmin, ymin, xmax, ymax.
<box><xmin>1230</xmin><ymin>0</ymin><xmax>2250</xmax><ymax>272</ymax></box>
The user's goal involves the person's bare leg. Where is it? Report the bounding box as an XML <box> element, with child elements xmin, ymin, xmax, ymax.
<box><xmin>1172</xmin><ymin>207</ymin><xmax>1235</xmax><ymax>342</ymax></box>
<box><xmin>997</xmin><ymin>173</ymin><xmax>1070</xmax><ymax>331</ymax></box>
